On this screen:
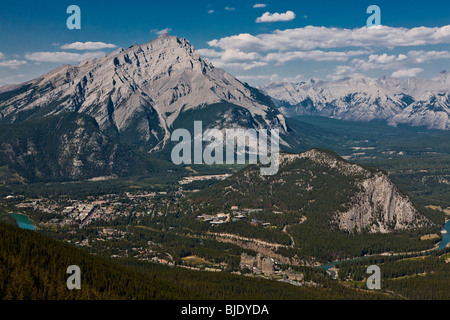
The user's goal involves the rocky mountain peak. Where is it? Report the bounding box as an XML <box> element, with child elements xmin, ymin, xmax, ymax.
<box><xmin>0</xmin><ymin>35</ymin><xmax>286</xmax><ymax>152</ymax></box>
<box><xmin>111</xmin><ymin>33</ymin><xmax>213</xmax><ymax>76</ymax></box>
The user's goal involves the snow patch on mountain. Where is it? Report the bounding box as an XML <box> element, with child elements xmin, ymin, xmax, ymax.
<box><xmin>261</xmin><ymin>73</ymin><xmax>450</xmax><ymax>130</ymax></box>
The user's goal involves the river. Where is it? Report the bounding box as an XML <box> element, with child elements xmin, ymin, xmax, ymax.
<box><xmin>437</xmin><ymin>219</ymin><xmax>450</xmax><ymax>250</ymax></box>
<box><xmin>318</xmin><ymin>220</ymin><xmax>450</xmax><ymax>270</ymax></box>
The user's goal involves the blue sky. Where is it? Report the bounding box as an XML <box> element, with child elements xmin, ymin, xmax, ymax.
<box><xmin>0</xmin><ymin>0</ymin><xmax>450</xmax><ymax>86</ymax></box>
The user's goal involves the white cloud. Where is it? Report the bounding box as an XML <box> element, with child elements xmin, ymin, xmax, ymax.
<box><xmin>25</xmin><ymin>51</ymin><xmax>106</xmax><ymax>63</ymax></box>
<box><xmin>197</xmin><ymin>48</ymin><xmax>224</xmax><ymax>58</ymax></box>
<box><xmin>0</xmin><ymin>52</ymin><xmax>4</xmax><ymax>59</ymax></box>
<box><xmin>263</xmin><ymin>50</ymin><xmax>368</xmax><ymax>64</ymax></box>
<box><xmin>208</xmin><ymin>10</ymin><xmax>215</xmax><ymax>14</ymax></box>
<box><xmin>205</xmin><ymin>25</ymin><xmax>450</xmax><ymax>81</ymax></box>
<box><xmin>60</xmin><ymin>42</ymin><xmax>117</xmax><ymax>50</ymax></box>
<box><xmin>280</xmin><ymin>74</ymin><xmax>307</xmax><ymax>83</ymax></box>
<box><xmin>351</xmin><ymin>54</ymin><xmax>408</xmax><ymax>71</ymax></box>
<box><xmin>199</xmin><ymin>48</ymin><xmax>261</xmax><ymax>62</ymax></box>
<box><xmin>0</xmin><ymin>60</ymin><xmax>27</xmax><ymax>68</ymax></box>
<box><xmin>347</xmin><ymin>51</ymin><xmax>450</xmax><ymax>73</ymax></box>
<box><xmin>326</xmin><ymin>65</ymin><xmax>358</xmax><ymax>80</ymax></box>
<box><xmin>253</xmin><ymin>4</ymin><xmax>267</xmax><ymax>8</ymax></box>
<box><xmin>222</xmin><ymin>50</ymin><xmax>261</xmax><ymax>61</ymax></box>
<box><xmin>236</xmin><ymin>74</ymin><xmax>279</xmax><ymax>81</ymax></box>
<box><xmin>208</xmin><ymin>33</ymin><xmax>261</xmax><ymax>51</ymax></box>
<box><xmin>150</xmin><ymin>28</ymin><xmax>172</xmax><ymax>36</ymax></box>
<box><xmin>208</xmin><ymin>59</ymin><xmax>267</xmax><ymax>71</ymax></box>
<box><xmin>408</xmin><ymin>50</ymin><xmax>450</xmax><ymax>63</ymax></box>
<box><xmin>368</xmin><ymin>53</ymin><xmax>407</xmax><ymax>64</ymax></box>
<box><xmin>391</xmin><ymin>68</ymin><xmax>424</xmax><ymax>78</ymax></box>
<box><xmin>237</xmin><ymin>73</ymin><xmax>306</xmax><ymax>85</ymax></box>
<box><xmin>208</xmin><ymin>25</ymin><xmax>450</xmax><ymax>51</ymax></box>
<box><xmin>256</xmin><ymin>11</ymin><xmax>295</xmax><ymax>23</ymax></box>
<box><xmin>225</xmin><ymin>6</ymin><xmax>235</xmax><ymax>11</ymax></box>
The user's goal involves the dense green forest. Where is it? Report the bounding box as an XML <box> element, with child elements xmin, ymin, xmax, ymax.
<box><xmin>0</xmin><ymin>222</ymin><xmax>390</xmax><ymax>300</ymax></box>
<box><xmin>337</xmin><ymin>249</ymin><xmax>450</xmax><ymax>299</ymax></box>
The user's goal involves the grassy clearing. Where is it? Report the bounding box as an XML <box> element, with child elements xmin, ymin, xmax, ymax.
<box><xmin>420</xmin><ymin>234</ymin><xmax>440</xmax><ymax>241</ymax></box>
<box><xmin>425</xmin><ymin>205</ymin><xmax>443</xmax><ymax>211</ymax></box>
<box><xmin>181</xmin><ymin>255</ymin><xmax>211</xmax><ymax>266</ymax></box>
<box><xmin>390</xmin><ymin>273</ymin><xmax>427</xmax><ymax>280</ymax></box>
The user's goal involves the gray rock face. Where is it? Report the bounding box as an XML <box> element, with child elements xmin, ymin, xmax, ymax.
<box><xmin>0</xmin><ymin>34</ymin><xmax>286</xmax><ymax>151</ymax></box>
<box><xmin>337</xmin><ymin>172</ymin><xmax>429</xmax><ymax>233</ymax></box>
<box><xmin>261</xmin><ymin>73</ymin><xmax>450</xmax><ymax>130</ymax></box>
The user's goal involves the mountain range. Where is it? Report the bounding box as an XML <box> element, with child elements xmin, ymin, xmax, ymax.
<box><xmin>261</xmin><ymin>72</ymin><xmax>450</xmax><ymax>130</ymax></box>
<box><xmin>0</xmin><ymin>33</ymin><xmax>448</xmax><ymax>185</ymax></box>
<box><xmin>0</xmin><ymin>34</ymin><xmax>287</xmax><ymax>153</ymax></box>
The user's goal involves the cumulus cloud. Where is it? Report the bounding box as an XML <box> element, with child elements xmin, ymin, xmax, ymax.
<box><xmin>351</xmin><ymin>54</ymin><xmax>408</xmax><ymax>71</ymax></box>
<box><xmin>25</xmin><ymin>51</ymin><xmax>106</xmax><ymax>63</ymax></box>
<box><xmin>60</xmin><ymin>42</ymin><xmax>117</xmax><ymax>50</ymax></box>
<box><xmin>0</xmin><ymin>52</ymin><xmax>4</xmax><ymax>59</ymax></box>
<box><xmin>208</xmin><ymin>25</ymin><xmax>450</xmax><ymax>51</ymax></box>
<box><xmin>408</xmin><ymin>50</ymin><xmax>450</xmax><ymax>63</ymax></box>
<box><xmin>208</xmin><ymin>59</ymin><xmax>268</xmax><ymax>71</ymax></box>
<box><xmin>253</xmin><ymin>4</ymin><xmax>267</xmax><ymax>8</ymax></box>
<box><xmin>263</xmin><ymin>50</ymin><xmax>368</xmax><ymax>64</ymax></box>
<box><xmin>204</xmin><ymin>24</ymin><xmax>450</xmax><ymax>80</ymax></box>
<box><xmin>199</xmin><ymin>48</ymin><xmax>261</xmax><ymax>62</ymax></box>
<box><xmin>0</xmin><ymin>59</ymin><xmax>27</xmax><ymax>68</ymax></box>
<box><xmin>225</xmin><ymin>6</ymin><xmax>235</xmax><ymax>11</ymax></box>
<box><xmin>197</xmin><ymin>48</ymin><xmax>224</xmax><ymax>58</ymax></box>
<box><xmin>222</xmin><ymin>50</ymin><xmax>261</xmax><ymax>61</ymax></box>
<box><xmin>391</xmin><ymin>68</ymin><xmax>424</xmax><ymax>78</ymax></box>
<box><xmin>368</xmin><ymin>53</ymin><xmax>407</xmax><ymax>64</ymax></box>
<box><xmin>208</xmin><ymin>10</ymin><xmax>215</xmax><ymax>14</ymax></box>
<box><xmin>326</xmin><ymin>66</ymin><xmax>349</xmax><ymax>80</ymax></box>
<box><xmin>256</xmin><ymin>11</ymin><xmax>295</xmax><ymax>23</ymax></box>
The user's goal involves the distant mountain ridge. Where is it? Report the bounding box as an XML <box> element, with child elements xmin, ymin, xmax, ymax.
<box><xmin>261</xmin><ymin>72</ymin><xmax>450</xmax><ymax>130</ymax></box>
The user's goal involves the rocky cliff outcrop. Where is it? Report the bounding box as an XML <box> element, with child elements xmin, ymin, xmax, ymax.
<box><xmin>337</xmin><ymin>172</ymin><xmax>430</xmax><ymax>233</ymax></box>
